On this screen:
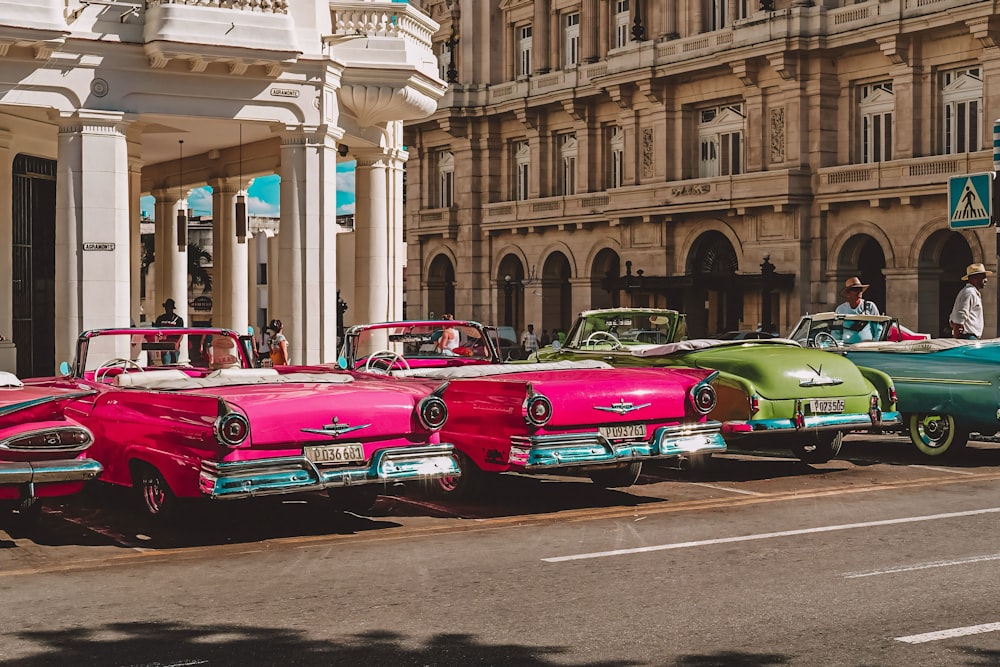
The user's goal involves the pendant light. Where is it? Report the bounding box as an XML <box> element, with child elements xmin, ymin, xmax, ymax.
<box><xmin>236</xmin><ymin>124</ymin><xmax>247</xmax><ymax>242</ymax></box>
<box><xmin>176</xmin><ymin>139</ymin><xmax>187</xmax><ymax>250</ymax></box>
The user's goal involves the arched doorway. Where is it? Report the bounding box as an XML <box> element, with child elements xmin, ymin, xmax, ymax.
<box><xmin>687</xmin><ymin>232</ymin><xmax>741</xmax><ymax>337</ymax></box>
<box><xmin>918</xmin><ymin>231</ymin><xmax>973</xmax><ymax>337</ymax></box>
<box><xmin>497</xmin><ymin>255</ymin><xmax>525</xmax><ymax>333</ymax></box>
<box><xmin>591</xmin><ymin>248</ymin><xmax>620</xmax><ymax>309</ymax></box>
<box><xmin>426</xmin><ymin>254</ymin><xmax>455</xmax><ymax>318</ymax></box>
<box><xmin>837</xmin><ymin>234</ymin><xmax>887</xmax><ymax>313</ymax></box>
<box><xmin>541</xmin><ymin>252</ymin><xmax>572</xmax><ymax>339</ymax></box>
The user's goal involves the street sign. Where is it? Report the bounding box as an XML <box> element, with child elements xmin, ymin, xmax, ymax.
<box><xmin>948</xmin><ymin>172</ymin><xmax>994</xmax><ymax>229</ymax></box>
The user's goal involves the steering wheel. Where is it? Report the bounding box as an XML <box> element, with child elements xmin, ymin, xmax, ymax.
<box><xmin>581</xmin><ymin>331</ymin><xmax>623</xmax><ymax>350</ymax></box>
<box><xmin>363</xmin><ymin>350</ymin><xmax>411</xmax><ymax>374</ymax></box>
<box><xmin>813</xmin><ymin>332</ymin><xmax>842</xmax><ymax>349</ymax></box>
<box><xmin>94</xmin><ymin>358</ymin><xmax>145</xmax><ymax>382</ymax></box>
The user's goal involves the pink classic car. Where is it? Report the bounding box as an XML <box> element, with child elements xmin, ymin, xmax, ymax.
<box><xmin>336</xmin><ymin>320</ymin><xmax>727</xmax><ymax>497</ymax></box>
<box><xmin>25</xmin><ymin>328</ymin><xmax>460</xmax><ymax>519</ymax></box>
<box><xmin>1</xmin><ymin>372</ymin><xmax>102</xmax><ymax>535</ymax></box>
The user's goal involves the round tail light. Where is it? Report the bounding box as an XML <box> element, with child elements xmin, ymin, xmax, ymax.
<box><xmin>418</xmin><ymin>395</ymin><xmax>448</xmax><ymax>431</ymax></box>
<box><xmin>215</xmin><ymin>412</ymin><xmax>250</xmax><ymax>447</ymax></box>
<box><xmin>524</xmin><ymin>393</ymin><xmax>553</xmax><ymax>427</ymax></box>
<box><xmin>690</xmin><ymin>383</ymin><xmax>717</xmax><ymax>415</ymax></box>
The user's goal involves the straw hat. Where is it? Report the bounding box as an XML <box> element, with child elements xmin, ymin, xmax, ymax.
<box><xmin>840</xmin><ymin>276</ymin><xmax>869</xmax><ymax>297</ymax></box>
<box><xmin>962</xmin><ymin>263</ymin><xmax>994</xmax><ymax>281</ymax></box>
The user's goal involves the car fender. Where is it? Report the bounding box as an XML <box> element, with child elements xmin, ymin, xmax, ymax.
<box><xmin>855</xmin><ymin>365</ymin><xmax>896</xmax><ymax>410</ymax></box>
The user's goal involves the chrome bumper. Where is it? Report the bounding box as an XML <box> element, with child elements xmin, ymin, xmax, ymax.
<box><xmin>0</xmin><ymin>458</ymin><xmax>103</xmax><ymax>485</ymax></box>
<box><xmin>722</xmin><ymin>411</ymin><xmax>901</xmax><ymax>435</ymax></box>
<box><xmin>508</xmin><ymin>421</ymin><xmax>726</xmax><ymax>469</ymax></box>
<box><xmin>199</xmin><ymin>444</ymin><xmax>460</xmax><ymax>500</ymax></box>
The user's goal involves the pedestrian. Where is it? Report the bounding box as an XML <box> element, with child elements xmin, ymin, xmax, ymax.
<box><xmin>268</xmin><ymin>319</ymin><xmax>289</xmax><ymax>365</ymax></box>
<box><xmin>835</xmin><ymin>277</ymin><xmax>881</xmax><ymax>342</ymax></box>
<box><xmin>434</xmin><ymin>313</ymin><xmax>460</xmax><ymax>355</ymax></box>
<box><xmin>256</xmin><ymin>326</ymin><xmax>272</xmax><ymax>365</ymax></box>
<box><xmin>521</xmin><ymin>323</ymin><xmax>539</xmax><ymax>355</ymax></box>
<box><xmin>950</xmin><ymin>262</ymin><xmax>993</xmax><ymax>339</ymax></box>
<box><xmin>153</xmin><ymin>298</ymin><xmax>184</xmax><ymax>364</ymax></box>
<box><xmin>540</xmin><ymin>329</ymin><xmax>551</xmax><ymax>347</ymax></box>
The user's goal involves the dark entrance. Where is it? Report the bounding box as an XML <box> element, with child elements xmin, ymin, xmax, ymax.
<box><xmin>12</xmin><ymin>154</ymin><xmax>57</xmax><ymax>378</ymax></box>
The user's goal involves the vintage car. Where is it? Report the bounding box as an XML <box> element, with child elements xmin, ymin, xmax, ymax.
<box><xmin>788</xmin><ymin>312</ymin><xmax>930</xmax><ymax>347</ymax></box>
<box><xmin>24</xmin><ymin>328</ymin><xmax>460</xmax><ymax>519</ymax></box>
<box><xmin>533</xmin><ymin>308</ymin><xmax>900</xmax><ymax>463</ymax></box>
<box><xmin>791</xmin><ymin>312</ymin><xmax>996</xmax><ymax>457</ymax></box>
<box><xmin>0</xmin><ymin>372</ymin><xmax>102</xmax><ymax>534</ymax></box>
<box><xmin>336</xmin><ymin>320</ymin><xmax>727</xmax><ymax>496</ymax></box>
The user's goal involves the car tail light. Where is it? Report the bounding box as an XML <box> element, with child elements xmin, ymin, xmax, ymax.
<box><xmin>689</xmin><ymin>383</ymin><xmax>717</xmax><ymax>415</ymax></box>
<box><xmin>215</xmin><ymin>411</ymin><xmax>250</xmax><ymax>448</ymax></box>
<box><xmin>523</xmin><ymin>388</ymin><xmax>553</xmax><ymax>427</ymax></box>
<box><xmin>888</xmin><ymin>386</ymin><xmax>897</xmax><ymax>407</ymax></box>
<box><xmin>418</xmin><ymin>395</ymin><xmax>448</xmax><ymax>431</ymax></box>
<box><xmin>748</xmin><ymin>394</ymin><xmax>760</xmax><ymax>415</ymax></box>
<box><xmin>3</xmin><ymin>427</ymin><xmax>92</xmax><ymax>451</ymax></box>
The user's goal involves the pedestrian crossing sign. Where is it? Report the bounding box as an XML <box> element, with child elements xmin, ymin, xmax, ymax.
<box><xmin>948</xmin><ymin>172</ymin><xmax>994</xmax><ymax>229</ymax></box>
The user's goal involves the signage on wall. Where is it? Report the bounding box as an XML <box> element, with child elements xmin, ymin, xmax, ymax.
<box><xmin>948</xmin><ymin>172</ymin><xmax>994</xmax><ymax>229</ymax></box>
<box><xmin>192</xmin><ymin>296</ymin><xmax>213</xmax><ymax>311</ymax></box>
<box><xmin>82</xmin><ymin>242</ymin><xmax>116</xmax><ymax>251</ymax></box>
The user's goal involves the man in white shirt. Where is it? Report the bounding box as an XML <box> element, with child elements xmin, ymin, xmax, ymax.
<box><xmin>950</xmin><ymin>262</ymin><xmax>993</xmax><ymax>339</ymax></box>
<box><xmin>521</xmin><ymin>323</ymin><xmax>539</xmax><ymax>355</ymax></box>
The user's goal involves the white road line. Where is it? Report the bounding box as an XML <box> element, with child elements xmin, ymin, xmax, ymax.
<box><xmin>689</xmin><ymin>482</ymin><xmax>764</xmax><ymax>496</ymax></box>
<box><xmin>913</xmin><ymin>465</ymin><xmax>976</xmax><ymax>476</ymax></box>
<box><xmin>542</xmin><ymin>506</ymin><xmax>1000</xmax><ymax>563</ymax></box>
<box><xmin>844</xmin><ymin>553</ymin><xmax>1000</xmax><ymax>578</ymax></box>
<box><xmin>895</xmin><ymin>622</ymin><xmax>1000</xmax><ymax>644</ymax></box>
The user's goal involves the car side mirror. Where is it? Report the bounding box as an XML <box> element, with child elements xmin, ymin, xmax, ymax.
<box><xmin>337</xmin><ymin>356</ymin><xmax>348</xmax><ymax>369</ymax></box>
<box><xmin>59</xmin><ymin>361</ymin><xmax>71</xmax><ymax>377</ymax></box>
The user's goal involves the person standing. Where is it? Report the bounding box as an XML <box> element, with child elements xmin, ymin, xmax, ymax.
<box><xmin>521</xmin><ymin>323</ymin><xmax>539</xmax><ymax>356</ymax></box>
<box><xmin>154</xmin><ymin>298</ymin><xmax>184</xmax><ymax>364</ymax></box>
<box><xmin>268</xmin><ymin>319</ymin><xmax>289</xmax><ymax>365</ymax></box>
<box><xmin>950</xmin><ymin>263</ymin><xmax>993</xmax><ymax>339</ymax></box>
<box><xmin>835</xmin><ymin>277</ymin><xmax>880</xmax><ymax>316</ymax></box>
<box><xmin>256</xmin><ymin>327</ymin><xmax>272</xmax><ymax>364</ymax></box>
<box><xmin>434</xmin><ymin>313</ymin><xmax>460</xmax><ymax>355</ymax></box>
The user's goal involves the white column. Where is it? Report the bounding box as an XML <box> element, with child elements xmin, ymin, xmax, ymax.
<box><xmin>127</xmin><ymin>139</ymin><xmax>143</xmax><ymax>326</ymax></box>
<box><xmin>0</xmin><ymin>130</ymin><xmax>14</xmax><ymax>372</ymax></box>
<box><xmin>277</xmin><ymin>130</ymin><xmax>338</xmax><ymax>364</ymax></box>
<box><xmin>354</xmin><ymin>149</ymin><xmax>391</xmax><ymax>326</ymax></box>
<box><xmin>151</xmin><ymin>188</ymin><xmax>188</xmax><ymax>352</ymax></box>
<box><xmin>54</xmin><ymin>111</ymin><xmax>132</xmax><ymax>362</ymax></box>
<box><xmin>209</xmin><ymin>177</ymin><xmax>248</xmax><ymax>332</ymax></box>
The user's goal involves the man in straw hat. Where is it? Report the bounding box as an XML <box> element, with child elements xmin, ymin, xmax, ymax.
<box><xmin>836</xmin><ymin>276</ymin><xmax>881</xmax><ymax>342</ymax></box>
<box><xmin>950</xmin><ymin>262</ymin><xmax>993</xmax><ymax>339</ymax></box>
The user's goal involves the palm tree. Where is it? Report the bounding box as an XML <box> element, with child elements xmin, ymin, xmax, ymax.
<box><xmin>139</xmin><ymin>236</ymin><xmax>213</xmax><ymax>294</ymax></box>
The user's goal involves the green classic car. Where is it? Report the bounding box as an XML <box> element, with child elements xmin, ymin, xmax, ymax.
<box><xmin>533</xmin><ymin>308</ymin><xmax>900</xmax><ymax>463</ymax></box>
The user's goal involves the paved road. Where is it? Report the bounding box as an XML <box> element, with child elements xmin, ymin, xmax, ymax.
<box><xmin>1</xmin><ymin>433</ymin><xmax>999</xmax><ymax>666</ymax></box>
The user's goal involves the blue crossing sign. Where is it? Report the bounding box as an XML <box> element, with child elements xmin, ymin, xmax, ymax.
<box><xmin>948</xmin><ymin>172</ymin><xmax>994</xmax><ymax>229</ymax></box>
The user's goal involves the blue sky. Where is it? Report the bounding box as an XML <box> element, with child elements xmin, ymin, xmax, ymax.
<box><xmin>141</xmin><ymin>160</ymin><xmax>357</xmax><ymax>220</ymax></box>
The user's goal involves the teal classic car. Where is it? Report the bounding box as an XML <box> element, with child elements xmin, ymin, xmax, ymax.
<box><xmin>791</xmin><ymin>312</ymin><xmax>997</xmax><ymax>457</ymax></box>
<box><xmin>534</xmin><ymin>308</ymin><xmax>900</xmax><ymax>463</ymax></box>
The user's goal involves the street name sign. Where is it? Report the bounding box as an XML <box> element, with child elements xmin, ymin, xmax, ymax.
<box><xmin>948</xmin><ymin>171</ymin><xmax>994</xmax><ymax>229</ymax></box>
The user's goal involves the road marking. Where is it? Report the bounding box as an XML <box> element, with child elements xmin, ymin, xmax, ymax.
<box><xmin>542</xmin><ymin>506</ymin><xmax>1000</xmax><ymax>562</ymax></box>
<box><xmin>844</xmin><ymin>553</ymin><xmax>1000</xmax><ymax>578</ymax></box>
<box><xmin>895</xmin><ymin>622</ymin><xmax>1000</xmax><ymax>644</ymax></box>
<box><xmin>689</xmin><ymin>482</ymin><xmax>764</xmax><ymax>496</ymax></box>
<box><xmin>914</xmin><ymin>465</ymin><xmax>976</xmax><ymax>476</ymax></box>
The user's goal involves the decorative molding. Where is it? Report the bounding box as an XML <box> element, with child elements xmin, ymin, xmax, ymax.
<box><xmin>606</xmin><ymin>82</ymin><xmax>633</xmax><ymax>109</ymax></box>
<box><xmin>641</xmin><ymin>128</ymin><xmax>654</xmax><ymax>179</ymax></box>
<box><xmin>767</xmin><ymin>52</ymin><xmax>797</xmax><ymax>81</ymax></box>
<box><xmin>637</xmin><ymin>80</ymin><xmax>666</xmax><ymax>104</ymax></box>
<box><xmin>877</xmin><ymin>36</ymin><xmax>909</xmax><ymax>65</ymax></box>
<box><xmin>672</xmin><ymin>184</ymin><xmax>711</xmax><ymax>196</ymax></box>
<box><xmin>561</xmin><ymin>99</ymin><xmax>588</xmax><ymax>122</ymax></box>
<box><xmin>968</xmin><ymin>16</ymin><xmax>1000</xmax><ymax>49</ymax></box>
<box><xmin>770</xmin><ymin>107</ymin><xmax>785</xmax><ymax>164</ymax></box>
<box><xmin>513</xmin><ymin>106</ymin><xmax>540</xmax><ymax>130</ymax></box>
<box><xmin>730</xmin><ymin>60</ymin><xmax>756</xmax><ymax>86</ymax></box>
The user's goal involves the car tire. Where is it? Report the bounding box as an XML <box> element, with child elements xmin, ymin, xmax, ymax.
<box><xmin>327</xmin><ymin>484</ymin><xmax>381</xmax><ymax>514</ymax></box>
<box><xmin>1</xmin><ymin>498</ymin><xmax>43</xmax><ymax>537</ymax></box>
<box><xmin>907</xmin><ymin>413</ymin><xmax>969</xmax><ymax>457</ymax></box>
<box><xmin>589</xmin><ymin>461</ymin><xmax>642</xmax><ymax>488</ymax></box>
<box><xmin>792</xmin><ymin>431</ymin><xmax>843</xmax><ymax>464</ymax></box>
<box><xmin>132</xmin><ymin>462</ymin><xmax>177</xmax><ymax>521</ymax></box>
<box><xmin>433</xmin><ymin>451</ymin><xmax>482</xmax><ymax>499</ymax></box>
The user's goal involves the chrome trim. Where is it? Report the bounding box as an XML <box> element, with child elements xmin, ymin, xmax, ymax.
<box><xmin>0</xmin><ymin>390</ymin><xmax>96</xmax><ymax>418</ymax></box>
<box><xmin>300</xmin><ymin>417</ymin><xmax>371</xmax><ymax>437</ymax></box>
<box><xmin>198</xmin><ymin>444</ymin><xmax>460</xmax><ymax>499</ymax></box>
<box><xmin>723</xmin><ymin>411</ymin><xmax>902</xmax><ymax>435</ymax></box>
<box><xmin>0</xmin><ymin>458</ymin><xmax>103</xmax><ymax>485</ymax></box>
<box><xmin>594</xmin><ymin>400</ymin><xmax>652</xmax><ymax>415</ymax></box>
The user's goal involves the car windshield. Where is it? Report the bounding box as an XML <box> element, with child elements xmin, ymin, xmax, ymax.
<box><xmin>75</xmin><ymin>328</ymin><xmax>252</xmax><ymax>375</ymax></box>
<box><xmin>342</xmin><ymin>321</ymin><xmax>498</xmax><ymax>365</ymax></box>
<box><xmin>565</xmin><ymin>310</ymin><xmax>686</xmax><ymax>348</ymax></box>
<box><xmin>789</xmin><ymin>314</ymin><xmax>894</xmax><ymax>346</ymax></box>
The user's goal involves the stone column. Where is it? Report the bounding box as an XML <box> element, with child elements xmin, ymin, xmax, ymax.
<box><xmin>209</xmin><ymin>177</ymin><xmax>248</xmax><ymax>332</ymax></box>
<box><xmin>0</xmin><ymin>130</ymin><xmax>14</xmax><ymax>371</ymax></box>
<box><xmin>277</xmin><ymin>130</ymin><xmax>338</xmax><ymax>364</ymax></box>
<box><xmin>54</xmin><ymin>111</ymin><xmax>132</xmax><ymax>362</ymax></box>
<box><xmin>581</xmin><ymin>0</ymin><xmax>600</xmax><ymax>63</ymax></box>
<box><xmin>353</xmin><ymin>148</ymin><xmax>391</xmax><ymax>327</ymax></box>
<box><xmin>533</xmin><ymin>0</ymin><xmax>550</xmax><ymax>74</ymax></box>
<box><xmin>127</xmin><ymin>138</ymin><xmax>143</xmax><ymax>326</ymax></box>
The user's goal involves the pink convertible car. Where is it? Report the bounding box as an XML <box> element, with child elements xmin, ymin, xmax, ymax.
<box><xmin>1</xmin><ymin>372</ymin><xmax>102</xmax><ymax>534</ymax></box>
<box><xmin>26</xmin><ymin>328</ymin><xmax>460</xmax><ymax>519</ymax></box>
<box><xmin>336</xmin><ymin>320</ymin><xmax>727</xmax><ymax>497</ymax></box>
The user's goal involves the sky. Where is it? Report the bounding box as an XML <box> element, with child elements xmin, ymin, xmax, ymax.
<box><xmin>141</xmin><ymin>160</ymin><xmax>357</xmax><ymax>220</ymax></box>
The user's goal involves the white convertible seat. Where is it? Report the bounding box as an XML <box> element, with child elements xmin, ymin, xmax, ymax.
<box><xmin>115</xmin><ymin>369</ymin><xmax>191</xmax><ymax>389</ymax></box>
<box><xmin>206</xmin><ymin>368</ymin><xmax>279</xmax><ymax>381</ymax></box>
<box><xmin>275</xmin><ymin>372</ymin><xmax>353</xmax><ymax>384</ymax></box>
<box><xmin>848</xmin><ymin>338</ymin><xmax>977</xmax><ymax>353</ymax></box>
<box><xmin>391</xmin><ymin>359</ymin><xmax>612</xmax><ymax>379</ymax></box>
<box><xmin>0</xmin><ymin>371</ymin><xmax>23</xmax><ymax>387</ymax></box>
<box><xmin>629</xmin><ymin>338</ymin><xmax>799</xmax><ymax>357</ymax></box>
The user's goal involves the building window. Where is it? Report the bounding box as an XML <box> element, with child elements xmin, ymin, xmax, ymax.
<box><xmin>942</xmin><ymin>66</ymin><xmax>982</xmax><ymax>155</ymax></box>
<box><xmin>558</xmin><ymin>133</ymin><xmax>577</xmax><ymax>196</ymax></box>
<box><xmin>859</xmin><ymin>82</ymin><xmax>894</xmax><ymax>163</ymax></box>
<box><xmin>518</xmin><ymin>25</ymin><xmax>532</xmax><ymax>78</ymax></box>
<box><xmin>609</xmin><ymin>126</ymin><xmax>625</xmax><ymax>189</ymax></box>
<box><xmin>437</xmin><ymin>41</ymin><xmax>451</xmax><ymax>82</ymax></box>
<box><xmin>514</xmin><ymin>140</ymin><xmax>531</xmax><ymax>201</ymax></box>
<box><xmin>614</xmin><ymin>0</ymin><xmax>630</xmax><ymax>49</ymax></box>
<box><xmin>437</xmin><ymin>150</ymin><xmax>454</xmax><ymax>207</ymax></box>
<box><xmin>705</xmin><ymin>0</ymin><xmax>727</xmax><ymax>30</ymax></box>
<box><xmin>564</xmin><ymin>12</ymin><xmax>580</xmax><ymax>68</ymax></box>
<box><xmin>698</xmin><ymin>104</ymin><xmax>744</xmax><ymax>177</ymax></box>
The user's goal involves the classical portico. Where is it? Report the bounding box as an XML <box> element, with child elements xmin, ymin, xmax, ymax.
<box><xmin>0</xmin><ymin>0</ymin><xmax>446</xmax><ymax>375</ymax></box>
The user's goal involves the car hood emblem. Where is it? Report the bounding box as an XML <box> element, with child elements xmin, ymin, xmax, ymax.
<box><xmin>301</xmin><ymin>417</ymin><xmax>370</xmax><ymax>438</ymax></box>
<box><xmin>800</xmin><ymin>364</ymin><xmax>844</xmax><ymax>387</ymax></box>
<box><xmin>594</xmin><ymin>399</ymin><xmax>651</xmax><ymax>415</ymax></box>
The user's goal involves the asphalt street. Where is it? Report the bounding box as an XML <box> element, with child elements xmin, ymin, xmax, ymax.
<box><xmin>1</xmin><ymin>433</ymin><xmax>999</xmax><ymax>666</ymax></box>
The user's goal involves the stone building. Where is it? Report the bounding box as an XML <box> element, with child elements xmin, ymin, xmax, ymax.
<box><xmin>403</xmin><ymin>0</ymin><xmax>999</xmax><ymax>339</ymax></box>
<box><xmin>0</xmin><ymin>0</ymin><xmax>445</xmax><ymax>376</ymax></box>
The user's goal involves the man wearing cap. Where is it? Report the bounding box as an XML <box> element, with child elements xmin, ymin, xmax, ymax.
<box><xmin>154</xmin><ymin>298</ymin><xmax>184</xmax><ymax>364</ymax></box>
<box><xmin>835</xmin><ymin>277</ymin><xmax>881</xmax><ymax>342</ymax></box>
<box><xmin>950</xmin><ymin>263</ymin><xmax>993</xmax><ymax>339</ymax></box>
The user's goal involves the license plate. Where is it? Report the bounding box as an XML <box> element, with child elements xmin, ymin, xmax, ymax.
<box><xmin>599</xmin><ymin>423</ymin><xmax>647</xmax><ymax>440</ymax></box>
<box><xmin>809</xmin><ymin>399</ymin><xmax>845</xmax><ymax>413</ymax></box>
<box><xmin>304</xmin><ymin>443</ymin><xmax>365</xmax><ymax>464</ymax></box>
